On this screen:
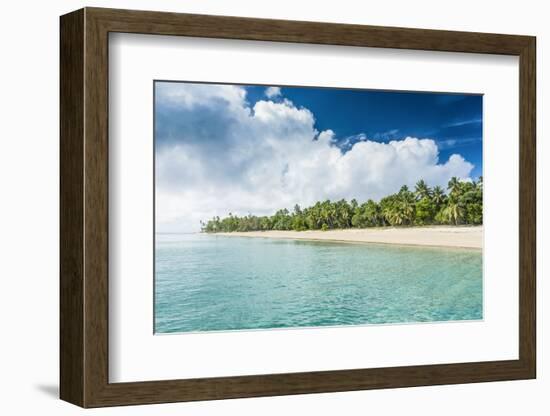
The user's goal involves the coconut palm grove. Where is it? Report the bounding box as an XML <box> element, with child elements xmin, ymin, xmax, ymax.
<box><xmin>201</xmin><ymin>176</ymin><xmax>483</xmax><ymax>233</ymax></box>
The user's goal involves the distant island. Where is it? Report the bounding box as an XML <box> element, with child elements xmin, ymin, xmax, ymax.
<box><xmin>201</xmin><ymin>177</ymin><xmax>483</xmax><ymax>233</ymax></box>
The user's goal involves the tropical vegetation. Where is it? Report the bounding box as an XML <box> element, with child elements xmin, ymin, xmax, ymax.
<box><xmin>201</xmin><ymin>177</ymin><xmax>483</xmax><ymax>233</ymax></box>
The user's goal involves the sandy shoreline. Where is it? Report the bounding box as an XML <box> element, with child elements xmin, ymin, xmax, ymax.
<box><xmin>216</xmin><ymin>226</ymin><xmax>483</xmax><ymax>249</ymax></box>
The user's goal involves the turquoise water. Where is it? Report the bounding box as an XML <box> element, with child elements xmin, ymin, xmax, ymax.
<box><xmin>154</xmin><ymin>233</ymin><xmax>482</xmax><ymax>333</ymax></box>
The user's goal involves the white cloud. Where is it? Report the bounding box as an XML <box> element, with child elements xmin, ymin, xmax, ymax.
<box><xmin>265</xmin><ymin>86</ymin><xmax>282</xmax><ymax>99</ymax></box>
<box><xmin>155</xmin><ymin>84</ymin><xmax>475</xmax><ymax>232</ymax></box>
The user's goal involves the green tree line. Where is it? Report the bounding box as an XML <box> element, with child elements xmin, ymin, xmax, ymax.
<box><xmin>201</xmin><ymin>176</ymin><xmax>483</xmax><ymax>233</ymax></box>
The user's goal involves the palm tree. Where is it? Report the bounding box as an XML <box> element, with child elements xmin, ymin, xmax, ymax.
<box><xmin>320</xmin><ymin>201</ymin><xmax>332</xmax><ymax>228</ymax></box>
<box><xmin>476</xmin><ymin>176</ymin><xmax>483</xmax><ymax>190</ymax></box>
<box><xmin>364</xmin><ymin>200</ymin><xmax>381</xmax><ymax>226</ymax></box>
<box><xmin>399</xmin><ymin>185</ymin><xmax>410</xmax><ymax>195</ymax></box>
<box><xmin>447</xmin><ymin>177</ymin><xmax>462</xmax><ymax>197</ymax></box>
<box><xmin>400</xmin><ymin>199</ymin><xmax>415</xmax><ymax>225</ymax></box>
<box><xmin>432</xmin><ymin>186</ymin><xmax>446</xmax><ymax>207</ymax></box>
<box><xmin>443</xmin><ymin>202</ymin><xmax>464</xmax><ymax>225</ymax></box>
<box><xmin>387</xmin><ymin>207</ymin><xmax>405</xmax><ymax>225</ymax></box>
<box><xmin>414</xmin><ymin>179</ymin><xmax>431</xmax><ymax>200</ymax></box>
<box><xmin>338</xmin><ymin>200</ymin><xmax>352</xmax><ymax>227</ymax></box>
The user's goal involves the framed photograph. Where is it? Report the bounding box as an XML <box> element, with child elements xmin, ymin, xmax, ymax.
<box><xmin>60</xmin><ymin>7</ymin><xmax>536</xmax><ymax>407</ymax></box>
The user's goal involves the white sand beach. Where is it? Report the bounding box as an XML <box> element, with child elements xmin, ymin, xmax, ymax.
<box><xmin>218</xmin><ymin>226</ymin><xmax>483</xmax><ymax>249</ymax></box>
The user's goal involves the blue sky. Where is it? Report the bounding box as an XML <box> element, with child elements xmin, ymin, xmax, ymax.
<box><xmin>155</xmin><ymin>82</ymin><xmax>481</xmax><ymax>232</ymax></box>
<box><xmin>244</xmin><ymin>86</ymin><xmax>483</xmax><ymax>178</ymax></box>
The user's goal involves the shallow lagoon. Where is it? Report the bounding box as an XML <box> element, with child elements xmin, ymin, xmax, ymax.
<box><xmin>155</xmin><ymin>233</ymin><xmax>482</xmax><ymax>333</ymax></box>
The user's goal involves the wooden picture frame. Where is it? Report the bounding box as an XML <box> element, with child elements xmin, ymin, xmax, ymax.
<box><xmin>60</xmin><ymin>7</ymin><xmax>536</xmax><ymax>408</ymax></box>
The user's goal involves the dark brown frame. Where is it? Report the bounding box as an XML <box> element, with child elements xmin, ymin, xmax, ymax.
<box><xmin>60</xmin><ymin>7</ymin><xmax>536</xmax><ymax>408</ymax></box>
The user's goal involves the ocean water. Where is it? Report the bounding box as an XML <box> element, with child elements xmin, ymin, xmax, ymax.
<box><xmin>154</xmin><ymin>233</ymin><xmax>483</xmax><ymax>334</ymax></box>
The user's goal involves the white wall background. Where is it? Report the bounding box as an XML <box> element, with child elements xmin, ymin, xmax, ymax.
<box><xmin>0</xmin><ymin>0</ymin><xmax>545</xmax><ymax>414</ymax></box>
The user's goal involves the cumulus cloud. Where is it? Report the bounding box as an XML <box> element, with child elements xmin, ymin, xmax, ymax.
<box><xmin>265</xmin><ymin>86</ymin><xmax>282</xmax><ymax>99</ymax></box>
<box><xmin>155</xmin><ymin>83</ymin><xmax>475</xmax><ymax>232</ymax></box>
